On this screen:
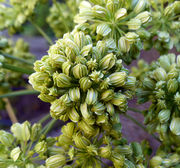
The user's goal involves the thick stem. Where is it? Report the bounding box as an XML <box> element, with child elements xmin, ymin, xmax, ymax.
<box><xmin>41</xmin><ymin>119</ymin><xmax>56</xmax><ymax>136</ymax></box>
<box><xmin>123</xmin><ymin>113</ymin><xmax>161</xmax><ymax>142</ymax></box>
<box><xmin>53</xmin><ymin>0</ymin><xmax>70</xmax><ymax>32</ymax></box>
<box><xmin>3</xmin><ymin>98</ymin><xmax>18</xmax><ymax>123</ymax></box>
<box><xmin>29</xmin><ymin>19</ymin><xmax>53</xmax><ymax>45</ymax></box>
<box><xmin>38</xmin><ymin>113</ymin><xmax>51</xmax><ymax>124</ymax></box>
<box><xmin>0</xmin><ymin>90</ymin><xmax>39</xmax><ymax>99</ymax></box>
<box><xmin>0</xmin><ymin>51</ymin><xmax>34</xmax><ymax>66</ymax></box>
<box><xmin>2</xmin><ymin>63</ymin><xmax>34</xmax><ymax>74</ymax></box>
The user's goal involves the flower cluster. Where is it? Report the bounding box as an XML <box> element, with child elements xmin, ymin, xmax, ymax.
<box><xmin>144</xmin><ymin>0</ymin><xmax>180</xmax><ymax>53</ymax></box>
<box><xmin>0</xmin><ymin>121</ymin><xmax>55</xmax><ymax>168</ymax></box>
<box><xmin>150</xmin><ymin>148</ymin><xmax>180</xmax><ymax>168</ymax></box>
<box><xmin>45</xmin><ymin>122</ymin><xmax>145</xmax><ymax>168</ymax></box>
<box><xmin>47</xmin><ymin>0</ymin><xmax>82</xmax><ymax>38</ymax></box>
<box><xmin>136</xmin><ymin>54</ymin><xmax>180</xmax><ymax>146</ymax></box>
<box><xmin>29</xmin><ymin>31</ymin><xmax>136</xmax><ymax>125</ymax></box>
<box><xmin>0</xmin><ymin>0</ymin><xmax>46</xmax><ymax>34</ymax></box>
<box><xmin>74</xmin><ymin>0</ymin><xmax>151</xmax><ymax>64</ymax></box>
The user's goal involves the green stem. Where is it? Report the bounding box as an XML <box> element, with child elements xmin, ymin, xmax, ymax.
<box><xmin>53</xmin><ymin>0</ymin><xmax>70</xmax><ymax>32</ymax></box>
<box><xmin>0</xmin><ymin>51</ymin><xmax>34</xmax><ymax>66</ymax></box>
<box><xmin>29</xmin><ymin>19</ymin><xmax>53</xmax><ymax>45</ymax></box>
<box><xmin>41</xmin><ymin>119</ymin><xmax>56</xmax><ymax>136</ymax></box>
<box><xmin>0</xmin><ymin>90</ymin><xmax>39</xmax><ymax>99</ymax></box>
<box><xmin>38</xmin><ymin>113</ymin><xmax>51</xmax><ymax>124</ymax></box>
<box><xmin>123</xmin><ymin>113</ymin><xmax>161</xmax><ymax>142</ymax></box>
<box><xmin>2</xmin><ymin>63</ymin><xmax>34</xmax><ymax>74</ymax></box>
<box><xmin>128</xmin><ymin>107</ymin><xmax>142</xmax><ymax>113</ymax></box>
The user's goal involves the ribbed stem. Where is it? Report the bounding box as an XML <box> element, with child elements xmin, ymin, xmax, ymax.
<box><xmin>38</xmin><ymin>113</ymin><xmax>51</xmax><ymax>124</ymax></box>
<box><xmin>2</xmin><ymin>63</ymin><xmax>34</xmax><ymax>74</ymax></box>
<box><xmin>0</xmin><ymin>90</ymin><xmax>39</xmax><ymax>99</ymax></box>
<box><xmin>41</xmin><ymin>119</ymin><xmax>57</xmax><ymax>136</ymax></box>
<box><xmin>0</xmin><ymin>51</ymin><xmax>34</xmax><ymax>66</ymax></box>
<box><xmin>29</xmin><ymin>19</ymin><xmax>53</xmax><ymax>45</ymax></box>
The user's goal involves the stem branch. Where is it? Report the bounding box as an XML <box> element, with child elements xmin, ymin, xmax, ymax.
<box><xmin>3</xmin><ymin>98</ymin><xmax>18</xmax><ymax>123</ymax></box>
<box><xmin>0</xmin><ymin>90</ymin><xmax>39</xmax><ymax>99</ymax></box>
<box><xmin>2</xmin><ymin>63</ymin><xmax>34</xmax><ymax>74</ymax></box>
<box><xmin>123</xmin><ymin>113</ymin><xmax>161</xmax><ymax>142</ymax></box>
<box><xmin>29</xmin><ymin>19</ymin><xmax>53</xmax><ymax>45</ymax></box>
<box><xmin>0</xmin><ymin>51</ymin><xmax>34</xmax><ymax>66</ymax></box>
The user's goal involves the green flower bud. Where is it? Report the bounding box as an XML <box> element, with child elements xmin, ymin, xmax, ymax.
<box><xmin>53</xmin><ymin>73</ymin><xmax>72</xmax><ymax>88</ymax></box>
<box><xmin>131</xmin><ymin>142</ymin><xmax>143</xmax><ymax>162</ymax></box>
<box><xmin>80</xmin><ymin>102</ymin><xmax>91</xmax><ymax>119</ymax></box>
<box><xmin>167</xmin><ymin>78</ymin><xmax>178</xmax><ymax>93</ymax></box>
<box><xmin>170</xmin><ymin>118</ymin><xmax>180</xmax><ymax>135</ymax></box>
<box><xmin>29</xmin><ymin>72</ymin><xmax>50</xmax><ymax>91</ymax></box>
<box><xmin>61</xmin><ymin>122</ymin><xmax>75</xmax><ymax>138</ymax></box>
<box><xmin>79</xmin><ymin>77</ymin><xmax>92</xmax><ymax>92</ymax></box>
<box><xmin>38</xmin><ymin>94</ymin><xmax>56</xmax><ymax>103</ymax></box>
<box><xmin>99</xmin><ymin>146</ymin><xmax>112</xmax><ymax>158</ymax></box>
<box><xmin>68</xmin><ymin>107</ymin><xmax>80</xmax><ymax>123</ymax></box>
<box><xmin>114</xmin><ymin>145</ymin><xmax>133</xmax><ymax>155</ymax></box>
<box><xmin>100</xmin><ymin>53</ymin><xmax>116</xmax><ymax>70</ymax></box>
<box><xmin>73</xmin><ymin>133</ymin><xmax>90</xmax><ymax>149</ymax></box>
<box><xmin>69</xmin><ymin>87</ymin><xmax>80</xmax><ymax>102</ymax></box>
<box><xmin>111</xmin><ymin>94</ymin><xmax>127</xmax><ymax>108</ymax></box>
<box><xmin>58</xmin><ymin>134</ymin><xmax>72</xmax><ymax>146</ymax></box>
<box><xmin>135</xmin><ymin>11</ymin><xmax>151</xmax><ymax>24</ymax></box>
<box><xmin>81</xmin><ymin>44</ymin><xmax>93</xmax><ymax>57</ymax></box>
<box><xmin>106</xmin><ymin>103</ymin><xmax>115</xmax><ymax>116</ymax></box>
<box><xmin>158</xmin><ymin>31</ymin><xmax>170</xmax><ymax>42</ymax></box>
<box><xmin>118</xmin><ymin>37</ymin><xmax>130</xmax><ymax>53</ymax></box>
<box><xmin>126</xmin><ymin>19</ymin><xmax>142</xmax><ymax>30</ymax></box>
<box><xmin>96</xmin><ymin>114</ymin><xmax>108</xmax><ymax>124</ymax></box>
<box><xmin>49</xmin><ymin>54</ymin><xmax>67</xmax><ymax>68</ymax></box>
<box><xmin>111</xmin><ymin>152</ymin><xmax>125</xmax><ymax>168</ymax></box>
<box><xmin>46</xmin><ymin>154</ymin><xmax>66</xmax><ymax>168</ymax></box>
<box><xmin>164</xmin><ymin>3</ymin><xmax>174</xmax><ymax>16</ymax></box>
<box><xmin>89</xmin><ymin>71</ymin><xmax>104</xmax><ymax>83</ymax></box>
<box><xmin>0</xmin><ymin>131</ymin><xmax>14</xmax><ymax>147</ymax></box>
<box><xmin>101</xmin><ymin>90</ymin><xmax>114</xmax><ymax>102</ymax></box>
<box><xmin>125</xmin><ymin>32</ymin><xmax>139</xmax><ymax>44</ymax></box>
<box><xmin>31</xmin><ymin>123</ymin><xmax>42</xmax><ymax>141</ymax></box>
<box><xmin>96</xmin><ymin>23</ymin><xmax>111</xmax><ymax>36</ymax></box>
<box><xmin>109</xmin><ymin>72</ymin><xmax>127</xmax><ymax>87</ymax></box>
<box><xmin>78</xmin><ymin>120</ymin><xmax>95</xmax><ymax>135</ymax></box>
<box><xmin>91</xmin><ymin>103</ymin><xmax>105</xmax><ymax>115</ymax></box>
<box><xmin>86</xmin><ymin>88</ymin><xmax>98</xmax><ymax>105</ymax></box>
<box><xmin>86</xmin><ymin>144</ymin><xmax>98</xmax><ymax>156</ymax></box>
<box><xmin>150</xmin><ymin>156</ymin><xmax>163</xmax><ymax>167</ymax></box>
<box><xmin>154</xmin><ymin>68</ymin><xmax>167</xmax><ymax>81</ymax></box>
<box><xmin>167</xmin><ymin>68</ymin><xmax>179</xmax><ymax>79</ymax></box>
<box><xmin>11</xmin><ymin>121</ymin><xmax>30</xmax><ymax>142</ymax></box>
<box><xmin>35</xmin><ymin>141</ymin><xmax>47</xmax><ymax>154</ymax></box>
<box><xmin>115</xmin><ymin>8</ymin><xmax>127</xmax><ymax>21</ymax></box>
<box><xmin>158</xmin><ymin>109</ymin><xmax>171</xmax><ymax>123</ymax></box>
<box><xmin>134</xmin><ymin>0</ymin><xmax>147</xmax><ymax>13</ymax></box>
<box><xmin>62</xmin><ymin>61</ymin><xmax>72</xmax><ymax>76</ymax></box>
<box><xmin>124</xmin><ymin>76</ymin><xmax>136</xmax><ymax>89</ymax></box>
<box><xmin>92</xmin><ymin>5</ymin><xmax>108</xmax><ymax>19</ymax></box>
<box><xmin>10</xmin><ymin>147</ymin><xmax>21</xmax><ymax>161</ymax></box>
<box><xmin>73</xmin><ymin>64</ymin><xmax>88</xmax><ymax>79</ymax></box>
